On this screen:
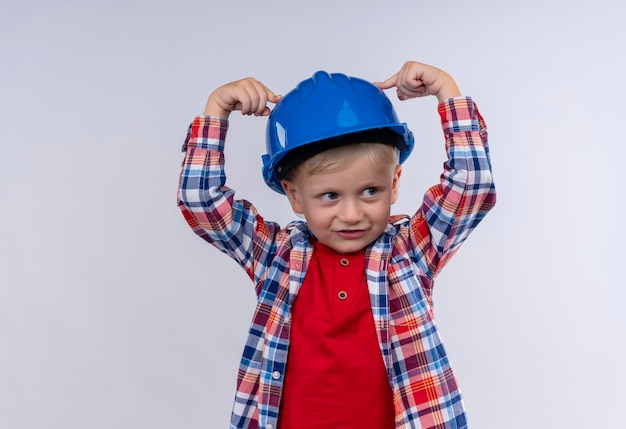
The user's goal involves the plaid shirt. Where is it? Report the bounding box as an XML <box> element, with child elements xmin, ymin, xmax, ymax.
<box><xmin>178</xmin><ymin>97</ymin><xmax>496</xmax><ymax>429</ymax></box>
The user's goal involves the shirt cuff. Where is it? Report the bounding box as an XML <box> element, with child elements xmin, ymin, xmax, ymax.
<box><xmin>437</xmin><ymin>96</ymin><xmax>482</xmax><ymax>134</ymax></box>
<box><xmin>181</xmin><ymin>115</ymin><xmax>229</xmax><ymax>152</ymax></box>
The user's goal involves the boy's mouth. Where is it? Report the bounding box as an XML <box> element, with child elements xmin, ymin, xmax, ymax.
<box><xmin>336</xmin><ymin>229</ymin><xmax>367</xmax><ymax>239</ymax></box>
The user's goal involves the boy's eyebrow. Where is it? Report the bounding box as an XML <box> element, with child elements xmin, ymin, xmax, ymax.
<box><xmin>308</xmin><ymin>180</ymin><xmax>388</xmax><ymax>195</ymax></box>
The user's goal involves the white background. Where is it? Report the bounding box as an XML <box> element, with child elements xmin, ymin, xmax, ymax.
<box><xmin>1</xmin><ymin>0</ymin><xmax>624</xmax><ymax>428</ymax></box>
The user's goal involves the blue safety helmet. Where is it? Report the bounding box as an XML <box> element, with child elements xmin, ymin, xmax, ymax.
<box><xmin>262</xmin><ymin>71</ymin><xmax>414</xmax><ymax>194</ymax></box>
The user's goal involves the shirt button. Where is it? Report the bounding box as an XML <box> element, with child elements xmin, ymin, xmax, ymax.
<box><xmin>284</xmin><ymin>314</ymin><xmax>291</xmax><ymax>324</ymax></box>
<box><xmin>266</xmin><ymin>425</ymin><xmax>274</xmax><ymax>429</ymax></box>
<box><xmin>338</xmin><ymin>291</ymin><xmax>348</xmax><ymax>300</ymax></box>
<box><xmin>340</xmin><ymin>258</ymin><xmax>349</xmax><ymax>266</ymax></box>
<box><xmin>272</xmin><ymin>371</ymin><xmax>281</xmax><ymax>380</ymax></box>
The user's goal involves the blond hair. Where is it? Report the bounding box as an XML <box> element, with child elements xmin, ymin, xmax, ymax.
<box><xmin>289</xmin><ymin>142</ymin><xmax>399</xmax><ymax>179</ymax></box>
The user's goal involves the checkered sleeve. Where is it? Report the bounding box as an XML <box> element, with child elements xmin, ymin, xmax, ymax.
<box><xmin>413</xmin><ymin>97</ymin><xmax>496</xmax><ymax>277</ymax></box>
<box><xmin>177</xmin><ymin>116</ymin><xmax>281</xmax><ymax>282</ymax></box>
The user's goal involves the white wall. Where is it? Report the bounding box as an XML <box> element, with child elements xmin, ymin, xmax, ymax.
<box><xmin>1</xmin><ymin>0</ymin><xmax>624</xmax><ymax>428</ymax></box>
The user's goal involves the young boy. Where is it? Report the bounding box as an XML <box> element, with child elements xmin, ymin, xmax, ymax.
<box><xmin>178</xmin><ymin>61</ymin><xmax>496</xmax><ymax>429</ymax></box>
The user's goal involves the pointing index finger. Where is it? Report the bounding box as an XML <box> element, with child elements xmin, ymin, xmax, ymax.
<box><xmin>373</xmin><ymin>73</ymin><xmax>398</xmax><ymax>90</ymax></box>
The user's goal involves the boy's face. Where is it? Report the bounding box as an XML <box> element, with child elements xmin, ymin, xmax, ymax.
<box><xmin>281</xmin><ymin>154</ymin><xmax>402</xmax><ymax>254</ymax></box>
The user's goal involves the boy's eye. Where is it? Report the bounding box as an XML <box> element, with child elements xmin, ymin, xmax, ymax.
<box><xmin>363</xmin><ymin>187</ymin><xmax>378</xmax><ymax>197</ymax></box>
<box><xmin>320</xmin><ymin>192</ymin><xmax>338</xmax><ymax>201</ymax></box>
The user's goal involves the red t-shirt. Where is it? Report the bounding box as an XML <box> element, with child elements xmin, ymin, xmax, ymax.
<box><xmin>278</xmin><ymin>242</ymin><xmax>395</xmax><ymax>429</ymax></box>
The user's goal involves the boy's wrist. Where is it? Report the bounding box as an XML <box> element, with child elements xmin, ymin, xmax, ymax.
<box><xmin>203</xmin><ymin>103</ymin><xmax>231</xmax><ymax>119</ymax></box>
<box><xmin>203</xmin><ymin>93</ymin><xmax>232</xmax><ymax>119</ymax></box>
<box><xmin>435</xmin><ymin>77</ymin><xmax>462</xmax><ymax>102</ymax></box>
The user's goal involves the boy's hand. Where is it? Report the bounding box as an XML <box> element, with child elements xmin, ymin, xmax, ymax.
<box><xmin>204</xmin><ymin>78</ymin><xmax>282</xmax><ymax>119</ymax></box>
<box><xmin>375</xmin><ymin>61</ymin><xmax>462</xmax><ymax>102</ymax></box>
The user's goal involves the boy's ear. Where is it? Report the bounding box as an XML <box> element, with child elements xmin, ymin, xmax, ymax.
<box><xmin>281</xmin><ymin>179</ymin><xmax>304</xmax><ymax>215</ymax></box>
<box><xmin>390</xmin><ymin>164</ymin><xmax>402</xmax><ymax>204</ymax></box>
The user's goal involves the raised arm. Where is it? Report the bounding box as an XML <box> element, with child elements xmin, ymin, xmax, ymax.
<box><xmin>177</xmin><ymin>78</ymin><xmax>283</xmax><ymax>280</ymax></box>
<box><xmin>377</xmin><ymin>61</ymin><xmax>496</xmax><ymax>278</ymax></box>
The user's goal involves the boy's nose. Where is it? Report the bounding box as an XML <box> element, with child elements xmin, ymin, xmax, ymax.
<box><xmin>339</xmin><ymin>199</ymin><xmax>363</xmax><ymax>224</ymax></box>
